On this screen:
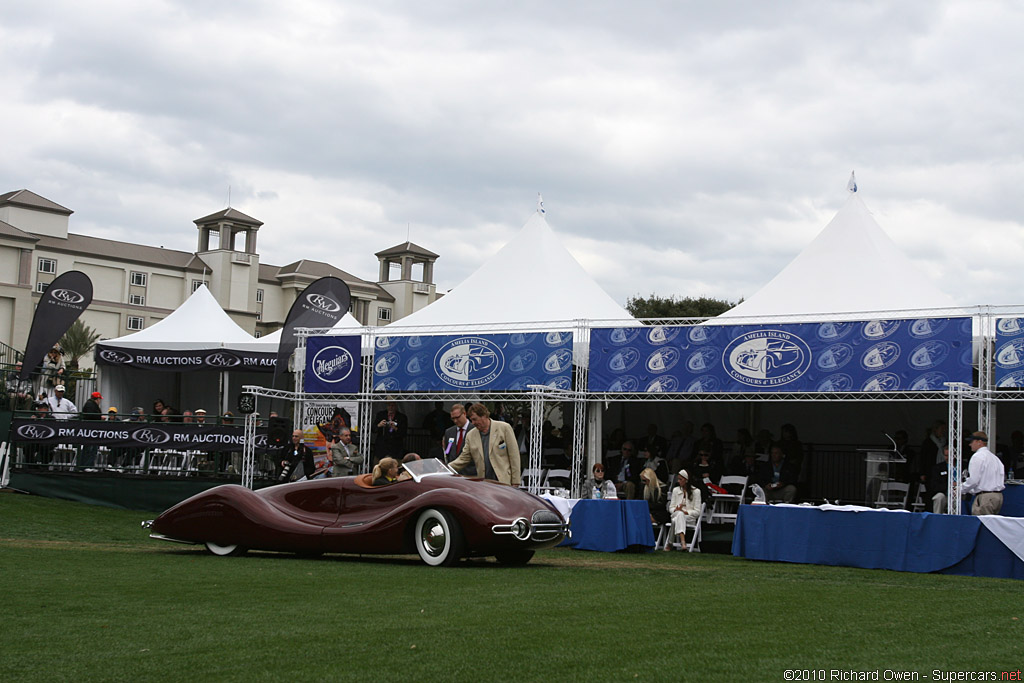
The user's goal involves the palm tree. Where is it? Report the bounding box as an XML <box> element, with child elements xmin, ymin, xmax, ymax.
<box><xmin>59</xmin><ymin>320</ymin><xmax>102</xmax><ymax>373</ymax></box>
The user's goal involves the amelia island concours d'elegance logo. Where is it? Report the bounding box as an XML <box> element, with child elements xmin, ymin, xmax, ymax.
<box><xmin>723</xmin><ymin>330</ymin><xmax>812</xmax><ymax>388</ymax></box>
<box><xmin>311</xmin><ymin>345</ymin><xmax>356</xmax><ymax>384</ymax></box>
<box><xmin>434</xmin><ymin>337</ymin><xmax>505</xmax><ymax>388</ymax></box>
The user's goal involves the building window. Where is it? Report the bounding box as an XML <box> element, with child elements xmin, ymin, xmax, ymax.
<box><xmin>130</xmin><ymin>271</ymin><xmax>148</xmax><ymax>287</ymax></box>
<box><xmin>127</xmin><ymin>316</ymin><xmax>145</xmax><ymax>331</ymax></box>
<box><xmin>129</xmin><ymin>294</ymin><xmax>145</xmax><ymax>306</ymax></box>
<box><xmin>256</xmin><ymin>288</ymin><xmax>264</xmax><ymax>303</ymax></box>
<box><xmin>38</xmin><ymin>258</ymin><xmax>56</xmax><ymax>274</ymax></box>
<box><xmin>254</xmin><ymin>331</ymin><xmax>262</xmax><ymax>339</ymax></box>
<box><xmin>256</xmin><ymin>311</ymin><xmax>262</xmax><ymax>321</ymax></box>
<box><xmin>36</xmin><ymin>281</ymin><xmax>49</xmax><ymax>293</ymax></box>
<box><xmin>191</xmin><ymin>279</ymin><xmax>208</xmax><ymax>292</ymax></box>
<box><xmin>378</xmin><ymin>307</ymin><xmax>392</xmax><ymax>321</ymax></box>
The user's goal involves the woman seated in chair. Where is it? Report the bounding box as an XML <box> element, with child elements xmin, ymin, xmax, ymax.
<box><xmin>668</xmin><ymin>469</ymin><xmax>702</xmax><ymax>551</ymax></box>
<box><xmin>372</xmin><ymin>457</ymin><xmax>399</xmax><ymax>486</ymax></box>
<box><xmin>640</xmin><ymin>467</ymin><xmax>669</xmax><ymax>526</ymax></box>
<box><xmin>584</xmin><ymin>463</ymin><xmax>617</xmax><ymax>499</ymax></box>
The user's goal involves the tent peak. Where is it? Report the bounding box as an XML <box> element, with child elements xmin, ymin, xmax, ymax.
<box><xmin>847</xmin><ymin>171</ymin><xmax>858</xmax><ymax>193</ymax></box>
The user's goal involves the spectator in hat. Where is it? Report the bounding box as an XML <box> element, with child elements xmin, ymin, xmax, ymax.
<box><xmin>194</xmin><ymin>409</ymin><xmax>208</xmax><ymax>426</ymax></box>
<box><xmin>40</xmin><ymin>346</ymin><xmax>65</xmax><ymax>397</ymax></box>
<box><xmin>668</xmin><ymin>469</ymin><xmax>702</xmax><ymax>550</ymax></box>
<box><xmin>962</xmin><ymin>431</ymin><xmax>1005</xmax><ymax>515</ymax></box>
<box><xmin>105</xmin><ymin>406</ymin><xmax>119</xmax><ymax>421</ymax></box>
<box><xmin>79</xmin><ymin>391</ymin><xmax>103</xmax><ymax>468</ymax></box>
<box><xmin>47</xmin><ymin>385</ymin><xmax>77</xmax><ymax>420</ymax></box>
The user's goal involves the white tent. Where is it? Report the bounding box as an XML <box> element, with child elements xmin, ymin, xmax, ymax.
<box><xmin>384</xmin><ymin>210</ymin><xmax>634</xmax><ymax>331</ymax></box>
<box><xmin>719</xmin><ymin>191</ymin><xmax>958</xmax><ymax>321</ymax></box>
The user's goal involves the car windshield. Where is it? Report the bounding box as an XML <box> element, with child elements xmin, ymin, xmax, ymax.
<box><xmin>401</xmin><ymin>458</ymin><xmax>456</xmax><ymax>482</ymax></box>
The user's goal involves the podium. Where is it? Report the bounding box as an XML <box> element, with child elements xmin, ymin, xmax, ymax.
<box><xmin>860</xmin><ymin>437</ymin><xmax>906</xmax><ymax>505</ymax></box>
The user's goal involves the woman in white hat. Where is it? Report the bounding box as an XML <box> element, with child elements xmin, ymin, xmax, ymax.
<box><xmin>667</xmin><ymin>469</ymin><xmax>701</xmax><ymax>550</ymax></box>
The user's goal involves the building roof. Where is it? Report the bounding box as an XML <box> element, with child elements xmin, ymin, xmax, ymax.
<box><xmin>193</xmin><ymin>207</ymin><xmax>263</xmax><ymax>227</ymax></box>
<box><xmin>0</xmin><ymin>189</ymin><xmax>73</xmax><ymax>216</ymax></box>
<box><xmin>719</xmin><ymin>191</ymin><xmax>958</xmax><ymax>320</ymax></box>
<box><xmin>375</xmin><ymin>241</ymin><xmax>439</xmax><ymax>259</ymax></box>
<box><xmin>271</xmin><ymin>259</ymin><xmax>393</xmax><ymax>300</ymax></box>
<box><xmin>0</xmin><ymin>218</ymin><xmax>40</xmax><ymax>243</ymax></box>
<box><xmin>34</xmin><ymin>232</ymin><xmax>202</xmax><ymax>270</ymax></box>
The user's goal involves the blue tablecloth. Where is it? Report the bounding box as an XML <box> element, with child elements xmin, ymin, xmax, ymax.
<box><xmin>733</xmin><ymin>504</ymin><xmax>1024</xmax><ymax>580</ymax></box>
<box><xmin>561</xmin><ymin>499</ymin><xmax>655</xmax><ymax>552</ymax></box>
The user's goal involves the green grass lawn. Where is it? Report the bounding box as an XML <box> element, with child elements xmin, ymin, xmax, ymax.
<box><xmin>0</xmin><ymin>491</ymin><xmax>1021</xmax><ymax>682</ymax></box>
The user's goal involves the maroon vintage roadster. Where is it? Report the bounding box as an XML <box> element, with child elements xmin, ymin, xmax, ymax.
<box><xmin>143</xmin><ymin>459</ymin><xmax>568</xmax><ymax>566</ymax></box>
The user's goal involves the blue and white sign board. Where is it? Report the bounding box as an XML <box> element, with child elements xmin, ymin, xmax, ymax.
<box><xmin>303</xmin><ymin>336</ymin><xmax>362</xmax><ymax>394</ymax></box>
<box><xmin>588</xmin><ymin>318</ymin><xmax>972</xmax><ymax>393</ymax></box>
<box><xmin>371</xmin><ymin>332</ymin><xmax>574</xmax><ymax>392</ymax></box>
<box><xmin>994</xmin><ymin>318</ymin><xmax>1024</xmax><ymax>388</ymax></box>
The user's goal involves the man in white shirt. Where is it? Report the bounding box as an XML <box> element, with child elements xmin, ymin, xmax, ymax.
<box><xmin>47</xmin><ymin>384</ymin><xmax>77</xmax><ymax>420</ymax></box>
<box><xmin>961</xmin><ymin>431</ymin><xmax>1005</xmax><ymax>515</ymax></box>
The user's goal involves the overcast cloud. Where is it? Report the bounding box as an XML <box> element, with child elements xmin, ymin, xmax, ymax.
<box><xmin>2</xmin><ymin>0</ymin><xmax>1023</xmax><ymax>310</ymax></box>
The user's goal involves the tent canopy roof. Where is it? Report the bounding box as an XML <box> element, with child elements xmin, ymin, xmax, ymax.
<box><xmin>385</xmin><ymin>211</ymin><xmax>633</xmax><ymax>331</ymax></box>
<box><xmin>720</xmin><ymin>192</ymin><xmax>957</xmax><ymax>321</ymax></box>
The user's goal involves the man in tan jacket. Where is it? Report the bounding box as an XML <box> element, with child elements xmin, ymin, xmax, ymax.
<box><xmin>449</xmin><ymin>403</ymin><xmax>521</xmax><ymax>486</ymax></box>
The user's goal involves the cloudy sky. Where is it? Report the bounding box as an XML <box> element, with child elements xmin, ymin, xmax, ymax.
<box><xmin>3</xmin><ymin>0</ymin><xmax>1023</xmax><ymax>310</ymax></box>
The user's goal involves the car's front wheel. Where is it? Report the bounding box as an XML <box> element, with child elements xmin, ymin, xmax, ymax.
<box><xmin>205</xmin><ymin>542</ymin><xmax>247</xmax><ymax>557</ymax></box>
<box><xmin>414</xmin><ymin>508</ymin><xmax>464</xmax><ymax>567</ymax></box>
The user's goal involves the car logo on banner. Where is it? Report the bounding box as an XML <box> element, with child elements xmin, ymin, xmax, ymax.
<box><xmin>546</xmin><ymin>376</ymin><xmax>572</xmax><ymax>390</ymax></box>
<box><xmin>816</xmin><ymin>343</ymin><xmax>854</xmax><ymax>371</ymax></box>
<box><xmin>17</xmin><ymin>424</ymin><xmax>56</xmax><ymax>439</ymax></box>
<box><xmin>816</xmin><ymin>322</ymin><xmax>854</xmax><ymax>340</ymax></box>
<box><xmin>686</xmin><ymin>375</ymin><xmax>720</xmax><ymax>393</ymax></box>
<box><xmin>508</xmin><ymin>333</ymin><xmax>529</xmax><ymax>347</ymax></box>
<box><xmin>544</xmin><ymin>331</ymin><xmax>572</xmax><ymax>347</ymax></box>
<box><xmin>509</xmin><ymin>350</ymin><xmax>538</xmax><ymax>374</ymax></box>
<box><xmin>646</xmin><ymin>347</ymin><xmax>680</xmax><ymax>374</ymax></box>
<box><xmin>910</xmin><ymin>318</ymin><xmax>949</xmax><ymax>338</ymax></box>
<box><xmin>996</xmin><ymin>339</ymin><xmax>1024</xmax><ymax>369</ymax></box>
<box><xmin>305</xmin><ymin>293</ymin><xmax>343</xmax><ymax>313</ymax></box>
<box><xmin>997</xmin><ymin>318</ymin><xmax>1024</xmax><ymax>336</ymax></box>
<box><xmin>909</xmin><ymin>341</ymin><xmax>949</xmax><ymax>370</ymax></box>
<box><xmin>375</xmin><ymin>336</ymin><xmax>394</xmax><ymax>350</ymax></box>
<box><xmin>544</xmin><ymin>348</ymin><xmax>573</xmax><ymax>374</ymax></box>
<box><xmin>687</xmin><ymin>326</ymin><xmax>719</xmax><ymax>345</ymax></box>
<box><xmin>997</xmin><ymin>370</ymin><xmax>1024</xmax><ymax>388</ymax></box>
<box><xmin>99</xmin><ymin>349</ymin><xmax>134</xmax><ymax>364</ymax></box>
<box><xmin>724</xmin><ymin>330</ymin><xmax>812</xmax><ymax>387</ymax></box>
<box><xmin>374</xmin><ymin>377</ymin><xmax>401</xmax><ymax>391</ymax></box>
<box><xmin>608</xmin><ymin>348</ymin><xmax>640</xmax><ymax>372</ymax></box>
<box><xmin>404</xmin><ymin>354</ymin><xmax>430</xmax><ymax>376</ymax></box>
<box><xmin>508</xmin><ymin>376</ymin><xmax>538</xmax><ymax>390</ymax></box>
<box><xmin>50</xmin><ymin>288</ymin><xmax>87</xmax><ymax>304</ymax></box>
<box><xmin>862</xmin><ymin>372</ymin><xmax>900</xmax><ymax>392</ymax></box>
<box><xmin>204</xmin><ymin>351</ymin><xmax>242</xmax><ymax>368</ymax></box>
<box><xmin>134</xmin><ymin>428</ymin><xmax>172</xmax><ymax>445</ymax></box>
<box><xmin>374</xmin><ymin>352</ymin><xmax>401</xmax><ymax>375</ymax></box>
<box><xmin>406</xmin><ymin>336</ymin><xmax>424</xmax><ymax>349</ymax></box>
<box><xmin>861</xmin><ymin>342</ymin><xmax>901</xmax><ymax>371</ymax></box>
<box><xmin>608</xmin><ymin>376</ymin><xmax>640</xmax><ymax>392</ymax></box>
<box><xmin>646</xmin><ymin>376</ymin><xmax>679</xmax><ymax>393</ymax></box>
<box><xmin>910</xmin><ymin>372</ymin><xmax>948</xmax><ymax>391</ymax></box>
<box><xmin>608</xmin><ymin>328</ymin><xmax>641</xmax><ymax>345</ymax></box>
<box><xmin>816</xmin><ymin>374</ymin><xmax>854</xmax><ymax>392</ymax></box>
<box><xmin>647</xmin><ymin>326</ymin><xmax>682</xmax><ymax>345</ymax></box>
<box><xmin>687</xmin><ymin>347</ymin><xmax>719</xmax><ymax>372</ymax></box>
<box><xmin>435</xmin><ymin>337</ymin><xmax>504</xmax><ymax>388</ymax></box>
<box><xmin>862</xmin><ymin>320</ymin><xmax>901</xmax><ymax>340</ymax></box>
<box><xmin>311</xmin><ymin>345</ymin><xmax>355</xmax><ymax>384</ymax></box>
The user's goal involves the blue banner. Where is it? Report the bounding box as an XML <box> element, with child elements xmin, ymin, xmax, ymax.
<box><xmin>588</xmin><ymin>318</ymin><xmax>973</xmax><ymax>393</ymax></box>
<box><xmin>303</xmin><ymin>336</ymin><xmax>362</xmax><ymax>394</ymax></box>
<box><xmin>371</xmin><ymin>332</ymin><xmax>573</xmax><ymax>392</ymax></box>
<box><xmin>995</xmin><ymin>318</ymin><xmax>1024</xmax><ymax>388</ymax></box>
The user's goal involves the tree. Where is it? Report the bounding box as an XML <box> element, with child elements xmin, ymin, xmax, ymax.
<box><xmin>59</xmin><ymin>320</ymin><xmax>102</xmax><ymax>371</ymax></box>
<box><xmin>625</xmin><ymin>294</ymin><xmax>739</xmax><ymax>320</ymax></box>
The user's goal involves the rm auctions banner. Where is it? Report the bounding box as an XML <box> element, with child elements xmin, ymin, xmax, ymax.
<box><xmin>303</xmin><ymin>336</ymin><xmax>362</xmax><ymax>394</ymax></box>
<box><xmin>994</xmin><ymin>318</ymin><xmax>1024</xmax><ymax>388</ymax></box>
<box><xmin>371</xmin><ymin>331</ymin><xmax>574</xmax><ymax>392</ymax></box>
<box><xmin>588</xmin><ymin>318</ymin><xmax>973</xmax><ymax>393</ymax></box>
<box><xmin>11</xmin><ymin>419</ymin><xmax>270</xmax><ymax>452</ymax></box>
<box><xmin>95</xmin><ymin>347</ymin><xmax>277</xmax><ymax>372</ymax></box>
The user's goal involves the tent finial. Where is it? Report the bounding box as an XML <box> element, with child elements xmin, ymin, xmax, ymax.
<box><xmin>847</xmin><ymin>171</ymin><xmax>857</xmax><ymax>193</ymax></box>
<box><xmin>537</xmin><ymin>193</ymin><xmax>545</xmax><ymax>215</ymax></box>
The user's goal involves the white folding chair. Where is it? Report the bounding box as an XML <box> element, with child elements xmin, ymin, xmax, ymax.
<box><xmin>911</xmin><ymin>483</ymin><xmax>926</xmax><ymax>512</ymax></box>
<box><xmin>521</xmin><ymin>468</ymin><xmax>547</xmax><ymax>491</ymax></box>
<box><xmin>874</xmin><ymin>481</ymin><xmax>910</xmax><ymax>509</ymax></box>
<box><xmin>688</xmin><ymin>503</ymin><xmax>707</xmax><ymax>553</ymax></box>
<box><xmin>709</xmin><ymin>475</ymin><xmax>748</xmax><ymax>524</ymax></box>
<box><xmin>538</xmin><ymin>469</ymin><xmax>571</xmax><ymax>495</ymax></box>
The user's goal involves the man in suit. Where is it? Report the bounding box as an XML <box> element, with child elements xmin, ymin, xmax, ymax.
<box><xmin>758</xmin><ymin>445</ymin><xmax>800</xmax><ymax>503</ymax></box>
<box><xmin>443</xmin><ymin>403</ymin><xmax>476</xmax><ymax>475</ymax></box>
<box><xmin>605</xmin><ymin>440</ymin><xmax>643</xmax><ymax>499</ymax></box>
<box><xmin>450</xmin><ymin>403</ymin><xmax>520</xmax><ymax>486</ymax></box>
<box><xmin>329</xmin><ymin>427</ymin><xmax>362</xmax><ymax>477</ymax></box>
